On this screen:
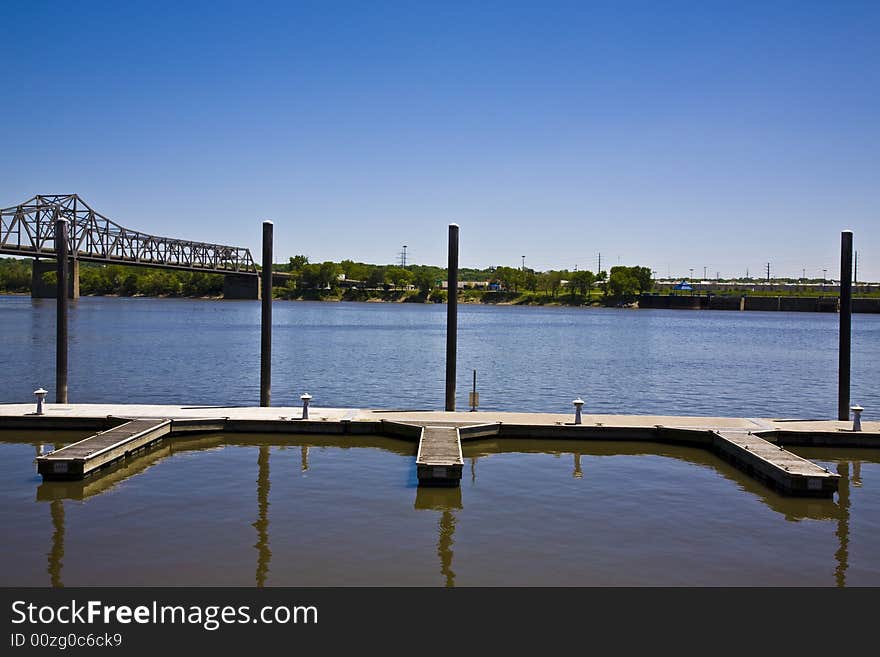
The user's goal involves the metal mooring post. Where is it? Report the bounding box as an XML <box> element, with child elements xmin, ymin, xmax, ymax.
<box><xmin>55</xmin><ymin>217</ymin><xmax>69</xmax><ymax>404</ymax></box>
<box><xmin>469</xmin><ymin>369</ymin><xmax>479</xmax><ymax>412</ymax></box>
<box><xmin>300</xmin><ymin>393</ymin><xmax>312</xmax><ymax>420</ymax></box>
<box><xmin>445</xmin><ymin>223</ymin><xmax>459</xmax><ymax>412</ymax></box>
<box><xmin>260</xmin><ymin>221</ymin><xmax>273</xmax><ymax>407</ymax></box>
<box><xmin>34</xmin><ymin>388</ymin><xmax>48</xmax><ymax>415</ymax></box>
<box><xmin>839</xmin><ymin>230</ymin><xmax>853</xmax><ymax>421</ymax></box>
<box><xmin>851</xmin><ymin>405</ymin><xmax>863</xmax><ymax>432</ymax></box>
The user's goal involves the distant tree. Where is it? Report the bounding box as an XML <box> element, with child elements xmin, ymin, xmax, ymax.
<box><xmin>289</xmin><ymin>255</ymin><xmax>309</xmax><ymax>271</ymax></box>
<box><xmin>494</xmin><ymin>266</ymin><xmax>524</xmax><ymax>292</ymax></box>
<box><xmin>568</xmin><ymin>270</ymin><xmax>596</xmax><ymax>296</ymax></box>
<box><xmin>365</xmin><ymin>267</ymin><xmax>386</xmax><ymax>289</ymax></box>
<box><xmin>630</xmin><ymin>266</ymin><xmax>653</xmax><ymax>292</ymax></box>
<box><xmin>607</xmin><ymin>267</ymin><xmax>640</xmax><ymax>299</ymax></box>
<box><xmin>536</xmin><ymin>271</ymin><xmax>565</xmax><ymax>297</ymax></box>
<box><xmin>385</xmin><ymin>266</ymin><xmax>414</xmax><ymax>288</ymax></box>
<box><xmin>413</xmin><ymin>269</ymin><xmax>435</xmax><ymax>293</ymax></box>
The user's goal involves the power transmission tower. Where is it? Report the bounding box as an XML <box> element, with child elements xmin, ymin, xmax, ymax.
<box><xmin>398</xmin><ymin>245</ymin><xmax>408</xmax><ymax>268</ymax></box>
<box><xmin>766</xmin><ymin>262</ymin><xmax>771</xmax><ymax>282</ymax></box>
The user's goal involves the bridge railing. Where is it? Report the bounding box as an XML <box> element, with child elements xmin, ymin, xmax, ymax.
<box><xmin>0</xmin><ymin>194</ymin><xmax>257</xmax><ymax>274</ymax></box>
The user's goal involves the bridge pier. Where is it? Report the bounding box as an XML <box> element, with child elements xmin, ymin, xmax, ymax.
<box><xmin>31</xmin><ymin>259</ymin><xmax>79</xmax><ymax>299</ymax></box>
<box><xmin>223</xmin><ymin>273</ymin><xmax>261</xmax><ymax>300</ymax></box>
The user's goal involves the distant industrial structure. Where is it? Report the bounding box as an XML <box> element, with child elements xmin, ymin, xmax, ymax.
<box><xmin>654</xmin><ymin>279</ymin><xmax>879</xmax><ymax>295</ymax></box>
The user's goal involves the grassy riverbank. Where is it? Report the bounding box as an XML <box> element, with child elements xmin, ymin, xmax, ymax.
<box><xmin>276</xmin><ymin>287</ymin><xmax>611</xmax><ymax>306</ymax></box>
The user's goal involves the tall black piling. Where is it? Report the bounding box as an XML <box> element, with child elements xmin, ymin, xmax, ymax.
<box><xmin>55</xmin><ymin>217</ymin><xmax>69</xmax><ymax>404</ymax></box>
<box><xmin>260</xmin><ymin>221</ymin><xmax>273</xmax><ymax>407</ymax></box>
<box><xmin>445</xmin><ymin>224</ymin><xmax>459</xmax><ymax>411</ymax></box>
<box><xmin>839</xmin><ymin>230</ymin><xmax>853</xmax><ymax>421</ymax></box>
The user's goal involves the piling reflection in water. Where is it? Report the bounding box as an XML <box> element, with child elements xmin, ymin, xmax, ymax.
<box><xmin>415</xmin><ymin>487</ymin><xmax>462</xmax><ymax>588</ymax></box>
<box><xmin>8</xmin><ymin>433</ymin><xmax>877</xmax><ymax>586</ymax></box>
<box><xmin>835</xmin><ymin>462</ymin><xmax>850</xmax><ymax>588</ymax></box>
<box><xmin>48</xmin><ymin>499</ymin><xmax>64</xmax><ymax>588</ymax></box>
<box><xmin>254</xmin><ymin>446</ymin><xmax>271</xmax><ymax>587</ymax></box>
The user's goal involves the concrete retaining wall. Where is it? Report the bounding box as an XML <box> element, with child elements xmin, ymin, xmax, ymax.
<box><xmin>638</xmin><ymin>294</ymin><xmax>707</xmax><ymax>310</ymax></box>
<box><xmin>222</xmin><ymin>273</ymin><xmax>261</xmax><ymax>300</ymax></box>
<box><xmin>854</xmin><ymin>298</ymin><xmax>880</xmax><ymax>313</ymax></box>
<box><xmin>31</xmin><ymin>259</ymin><xmax>79</xmax><ymax>299</ymax></box>
<box><xmin>643</xmin><ymin>293</ymin><xmax>879</xmax><ymax>313</ymax></box>
<box><xmin>707</xmin><ymin>296</ymin><xmax>743</xmax><ymax>310</ymax></box>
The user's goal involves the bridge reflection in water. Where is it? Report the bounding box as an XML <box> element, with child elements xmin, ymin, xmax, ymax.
<box><xmin>27</xmin><ymin>436</ymin><xmax>872</xmax><ymax>587</ymax></box>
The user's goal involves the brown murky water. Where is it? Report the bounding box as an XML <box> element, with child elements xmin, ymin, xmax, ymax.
<box><xmin>1</xmin><ymin>431</ymin><xmax>877</xmax><ymax>586</ymax></box>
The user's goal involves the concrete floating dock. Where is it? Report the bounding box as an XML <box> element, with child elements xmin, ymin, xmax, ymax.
<box><xmin>712</xmin><ymin>431</ymin><xmax>838</xmax><ymax>497</ymax></box>
<box><xmin>36</xmin><ymin>418</ymin><xmax>172</xmax><ymax>480</ymax></box>
<box><xmin>416</xmin><ymin>426</ymin><xmax>464</xmax><ymax>486</ymax></box>
<box><xmin>6</xmin><ymin>403</ymin><xmax>879</xmax><ymax>496</ymax></box>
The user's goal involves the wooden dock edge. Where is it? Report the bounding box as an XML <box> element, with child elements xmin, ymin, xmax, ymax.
<box><xmin>711</xmin><ymin>431</ymin><xmax>839</xmax><ymax>497</ymax></box>
<box><xmin>12</xmin><ymin>413</ymin><xmax>875</xmax><ymax>495</ymax></box>
<box><xmin>416</xmin><ymin>426</ymin><xmax>464</xmax><ymax>487</ymax></box>
<box><xmin>37</xmin><ymin>419</ymin><xmax>173</xmax><ymax>480</ymax></box>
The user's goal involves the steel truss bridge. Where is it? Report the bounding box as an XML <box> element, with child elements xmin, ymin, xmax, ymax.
<box><xmin>0</xmin><ymin>194</ymin><xmax>258</xmax><ymax>275</ymax></box>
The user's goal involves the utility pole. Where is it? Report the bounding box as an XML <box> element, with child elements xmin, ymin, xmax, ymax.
<box><xmin>598</xmin><ymin>253</ymin><xmax>602</xmax><ymax>274</ymax></box>
<box><xmin>689</xmin><ymin>267</ymin><xmax>694</xmax><ymax>282</ymax></box>
<box><xmin>703</xmin><ymin>266</ymin><xmax>707</xmax><ymax>280</ymax></box>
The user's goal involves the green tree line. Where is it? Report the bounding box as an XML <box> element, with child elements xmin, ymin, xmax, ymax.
<box><xmin>0</xmin><ymin>256</ymin><xmax>655</xmax><ymax>302</ymax></box>
<box><xmin>0</xmin><ymin>258</ymin><xmax>224</xmax><ymax>297</ymax></box>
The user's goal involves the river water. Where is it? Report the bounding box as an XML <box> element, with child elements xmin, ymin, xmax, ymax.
<box><xmin>0</xmin><ymin>297</ymin><xmax>878</xmax><ymax>586</ymax></box>
<box><xmin>1</xmin><ymin>296</ymin><xmax>878</xmax><ymax>416</ymax></box>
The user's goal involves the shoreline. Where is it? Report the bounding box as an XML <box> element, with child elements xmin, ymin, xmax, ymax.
<box><xmin>3</xmin><ymin>291</ymin><xmax>880</xmax><ymax>312</ymax></box>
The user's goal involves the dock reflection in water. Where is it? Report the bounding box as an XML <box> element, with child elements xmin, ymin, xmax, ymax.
<box><xmin>1</xmin><ymin>433</ymin><xmax>878</xmax><ymax>586</ymax></box>
<box><xmin>414</xmin><ymin>487</ymin><xmax>462</xmax><ymax>588</ymax></box>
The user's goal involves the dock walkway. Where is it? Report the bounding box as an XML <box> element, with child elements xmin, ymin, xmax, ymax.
<box><xmin>711</xmin><ymin>430</ymin><xmax>838</xmax><ymax>496</ymax></box>
<box><xmin>416</xmin><ymin>426</ymin><xmax>464</xmax><ymax>486</ymax></box>
<box><xmin>4</xmin><ymin>403</ymin><xmax>878</xmax><ymax>496</ymax></box>
<box><xmin>37</xmin><ymin>418</ymin><xmax>171</xmax><ymax>480</ymax></box>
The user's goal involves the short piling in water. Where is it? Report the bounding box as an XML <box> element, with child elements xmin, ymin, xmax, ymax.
<box><xmin>55</xmin><ymin>217</ymin><xmax>69</xmax><ymax>404</ymax></box>
<box><xmin>260</xmin><ymin>221</ymin><xmax>273</xmax><ymax>407</ymax></box>
<box><xmin>839</xmin><ymin>230</ymin><xmax>853</xmax><ymax>421</ymax></box>
<box><xmin>445</xmin><ymin>224</ymin><xmax>459</xmax><ymax>412</ymax></box>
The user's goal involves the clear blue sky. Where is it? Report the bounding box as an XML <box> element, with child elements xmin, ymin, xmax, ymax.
<box><xmin>2</xmin><ymin>1</ymin><xmax>878</xmax><ymax>280</ymax></box>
